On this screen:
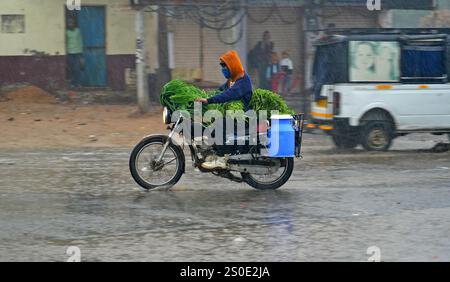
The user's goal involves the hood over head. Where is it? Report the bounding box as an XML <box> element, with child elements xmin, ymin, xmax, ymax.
<box><xmin>220</xmin><ymin>50</ymin><xmax>245</xmax><ymax>82</ymax></box>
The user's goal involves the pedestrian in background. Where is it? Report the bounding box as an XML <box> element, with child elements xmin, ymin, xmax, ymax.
<box><xmin>248</xmin><ymin>31</ymin><xmax>274</xmax><ymax>90</ymax></box>
<box><xmin>266</xmin><ymin>52</ymin><xmax>280</xmax><ymax>93</ymax></box>
<box><xmin>66</xmin><ymin>18</ymin><xmax>84</xmax><ymax>89</ymax></box>
<box><xmin>280</xmin><ymin>50</ymin><xmax>294</xmax><ymax>95</ymax></box>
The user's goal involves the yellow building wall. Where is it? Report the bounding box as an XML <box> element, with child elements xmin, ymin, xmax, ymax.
<box><xmin>80</xmin><ymin>0</ymin><xmax>159</xmax><ymax>71</ymax></box>
<box><xmin>0</xmin><ymin>0</ymin><xmax>158</xmax><ymax>70</ymax></box>
<box><xmin>0</xmin><ymin>0</ymin><xmax>66</xmax><ymax>56</ymax></box>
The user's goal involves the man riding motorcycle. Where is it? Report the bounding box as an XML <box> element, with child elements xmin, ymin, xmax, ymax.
<box><xmin>130</xmin><ymin>51</ymin><xmax>304</xmax><ymax>191</ymax></box>
<box><xmin>196</xmin><ymin>50</ymin><xmax>253</xmax><ymax>170</ymax></box>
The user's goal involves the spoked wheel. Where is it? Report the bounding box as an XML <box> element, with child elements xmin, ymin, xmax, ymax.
<box><xmin>242</xmin><ymin>158</ymin><xmax>294</xmax><ymax>190</ymax></box>
<box><xmin>129</xmin><ymin>135</ymin><xmax>185</xmax><ymax>190</ymax></box>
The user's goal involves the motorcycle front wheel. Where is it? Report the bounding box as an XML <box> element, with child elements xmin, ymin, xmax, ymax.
<box><xmin>241</xmin><ymin>158</ymin><xmax>294</xmax><ymax>190</ymax></box>
<box><xmin>129</xmin><ymin>135</ymin><xmax>185</xmax><ymax>190</ymax></box>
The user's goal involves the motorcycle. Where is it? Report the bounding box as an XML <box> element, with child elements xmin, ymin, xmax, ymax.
<box><xmin>129</xmin><ymin>107</ymin><xmax>304</xmax><ymax>191</ymax></box>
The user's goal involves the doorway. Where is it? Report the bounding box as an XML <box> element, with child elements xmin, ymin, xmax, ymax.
<box><xmin>66</xmin><ymin>6</ymin><xmax>106</xmax><ymax>87</ymax></box>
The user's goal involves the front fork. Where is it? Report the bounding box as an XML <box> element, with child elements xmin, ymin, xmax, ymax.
<box><xmin>156</xmin><ymin>118</ymin><xmax>182</xmax><ymax>163</ymax></box>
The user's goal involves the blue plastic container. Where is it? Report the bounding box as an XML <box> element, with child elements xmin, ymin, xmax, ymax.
<box><xmin>268</xmin><ymin>115</ymin><xmax>295</xmax><ymax>157</ymax></box>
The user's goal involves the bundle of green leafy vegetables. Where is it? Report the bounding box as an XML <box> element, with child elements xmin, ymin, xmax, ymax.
<box><xmin>160</xmin><ymin>79</ymin><xmax>295</xmax><ymax>119</ymax></box>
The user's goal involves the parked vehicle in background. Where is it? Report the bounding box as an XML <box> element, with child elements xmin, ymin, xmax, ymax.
<box><xmin>309</xmin><ymin>29</ymin><xmax>450</xmax><ymax>151</ymax></box>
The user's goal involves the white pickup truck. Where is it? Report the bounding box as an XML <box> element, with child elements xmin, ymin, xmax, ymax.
<box><xmin>309</xmin><ymin>31</ymin><xmax>450</xmax><ymax>151</ymax></box>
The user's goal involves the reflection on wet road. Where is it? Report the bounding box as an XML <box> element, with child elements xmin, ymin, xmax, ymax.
<box><xmin>0</xmin><ymin>134</ymin><xmax>449</xmax><ymax>261</ymax></box>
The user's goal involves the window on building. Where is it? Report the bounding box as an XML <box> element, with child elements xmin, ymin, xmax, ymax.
<box><xmin>1</xmin><ymin>15</ymin><xmax>25</xmax><ymax>33</ymax></box>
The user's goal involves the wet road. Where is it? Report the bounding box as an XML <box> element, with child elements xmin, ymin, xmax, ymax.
<box><xmin>0</xmin><ymin>133</ymin><xmax>449</xmax><ymax>262</ymax></box>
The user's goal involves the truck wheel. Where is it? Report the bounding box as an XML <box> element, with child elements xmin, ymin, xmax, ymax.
<box><xmin>361</xmin><ymin>121</ymin><xmax>393</xmax><ymax>151</ymax></box>
<box><xmin>331</xmin><ymin>134</ymin><xmax>359</xmax><ymax>149</ymax></box>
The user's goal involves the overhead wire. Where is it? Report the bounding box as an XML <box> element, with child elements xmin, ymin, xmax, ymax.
<box><xmin>143</xmin><ymin>0</ymin><xmax>306</xmax><ymax>45</ymax></box>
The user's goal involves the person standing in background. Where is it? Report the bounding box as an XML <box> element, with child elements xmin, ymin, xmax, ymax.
<box><xmin>66</xmin><ymin>18</ymin><xmax>84</xmax><ymax>89</ymax></box>
<box><xmin>266</xmin><ymin>52</ymin><xmax>280</xmax><ymax>93</ymax></box>
<box><xmin>248</xmin><ymin>31</ymin><xmax>274</xmax><ymax>90</ymax></box>
<box><xmin>280</xmin><ymin>51</ymin><xmax>294</xmax><ymax>95</ymax></box>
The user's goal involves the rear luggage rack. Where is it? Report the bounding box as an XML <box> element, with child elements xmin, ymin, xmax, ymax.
<box><xmin>293</xmin><ymin>114</ymin><xmax>305</xmax><ymax>158</ymax></box>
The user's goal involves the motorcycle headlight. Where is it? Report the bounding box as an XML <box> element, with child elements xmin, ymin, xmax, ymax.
<box><xmin>163</xmin><ymin>107</ymin><xmax>171</xmax><ymax>124</ymax></box>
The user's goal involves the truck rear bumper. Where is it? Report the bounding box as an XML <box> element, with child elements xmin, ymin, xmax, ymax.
<box><xmin>310</xmin><ymin>118</ymin><xmax>360</xmax><ymax>135</ymax></box>
<box><xmin>308</xmin><ymin>119</ymin><xmax>334</xmax><ymax>131</ymax></box>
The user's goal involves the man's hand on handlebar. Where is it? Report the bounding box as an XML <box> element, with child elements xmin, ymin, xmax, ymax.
<box><xmin>195</xmin><ymin>98</ymin><xmax>208</xmax><ymax>104</ymax></box>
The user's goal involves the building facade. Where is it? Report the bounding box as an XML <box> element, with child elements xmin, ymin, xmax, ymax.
<box><xmin>0</xmin><ymin>0</ymin><xmax>438</xmax><ymax>92</ymax></box>
<box><xmin>0</xmin><ymin>0</ymin><xmax>158</xmax><ymax>91</ymax></box>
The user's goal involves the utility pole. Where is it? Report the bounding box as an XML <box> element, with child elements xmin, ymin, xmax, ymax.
<box><xmin>432</xmin><ymin>0</ymin><xmax>439</xmax><ymax>27</ymax></box>
<box><xmin>199</xmin><ymin>19</ymin><xmax>205</xmax><ymax>81</ymax></box>
<box><xmin>234</xmin><ymin>0</ymin><xmax>247</xmax><ymax>69</ymax></box>
<box><xmin>135</xmin><ymin>7</ymin><xmax>150</xmax><ymax>113</ymax></box>
<box><xmin>158</xmin><ymin>7</ymin><xmax>172</xmax><ymax>91</ymax></box>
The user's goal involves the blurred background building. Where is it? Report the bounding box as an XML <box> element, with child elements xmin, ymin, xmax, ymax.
<box><xmin>0</xmin><ymin>0</ymin><xmax>444</xmax><ymax>109</ymax></box>
<box><xmin>0</xmin><ymin>0</ymin><xmax>158</xmax><ymax>91</ymax></box>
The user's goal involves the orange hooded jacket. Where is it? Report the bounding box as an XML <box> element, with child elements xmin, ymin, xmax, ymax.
<box><xmin>207</xmin><ymin>50</ymin><xmax>253</xmax><ymax>111</ymax></box>
<box><xmin>220</xmin><ymin>50</ymin><xmax>245</xmax><ymax>83</ymax></box>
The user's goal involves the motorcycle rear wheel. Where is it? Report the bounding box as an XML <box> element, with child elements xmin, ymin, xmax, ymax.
<box><xmin>242</xmin><ymin>158</ymin><xmax>294</xmax><ymax>190</ymax></box>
